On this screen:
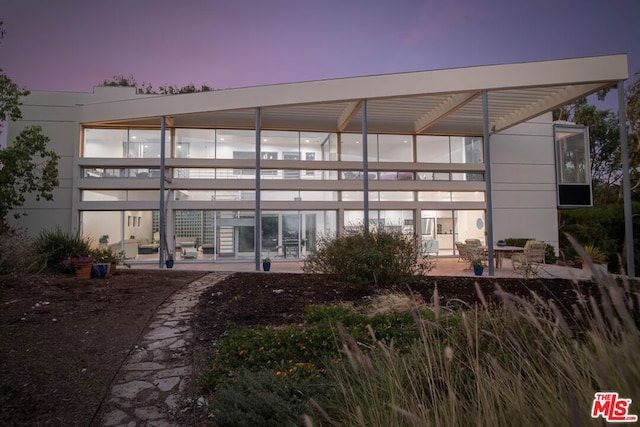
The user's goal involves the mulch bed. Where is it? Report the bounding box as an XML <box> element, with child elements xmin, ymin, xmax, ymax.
<box><xmin>193</xmin><ymin>273</ymin><xmax>599</xmax><ymax>342</ymax></box>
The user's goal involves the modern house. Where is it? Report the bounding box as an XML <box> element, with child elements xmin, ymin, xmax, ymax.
<box><xmin>6</xmin><ymin>54</ymin><xmax>631</xmax><ymax>273</ymax></box>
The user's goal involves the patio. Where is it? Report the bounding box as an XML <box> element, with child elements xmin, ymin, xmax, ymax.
<box><xmin>128</xmin><ymin>256</ymin><xmax>593</xmax><ymax>281</ymax></box>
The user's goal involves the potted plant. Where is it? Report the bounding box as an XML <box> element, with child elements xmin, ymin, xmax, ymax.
<box><xmin>62</xmin><ymin>255</ymin><xmax>95</xmax><ymax>279</ymax></box>
<box><xmin>579</xmin><ymin>244</ymin><xmax>607</xmax><ymax>274</ymax></box>
<box><xmin>262</xmin><ymin>255</ymin><xmax>271</xmax><ymax>272</ymax></box>
<box><xmin>471</xmin><ymin>258</ymin><xmax>484</xmax><ymax>276</ymax></box>
<box><xmin>165</xmin><ymin>252</ymin><xmax>174</xmax><ymax>269</ymax></box>
<box><xmin>89</xmin><ymin>248</ymin><xmax>113</xmax><ymax>277</ymax></box>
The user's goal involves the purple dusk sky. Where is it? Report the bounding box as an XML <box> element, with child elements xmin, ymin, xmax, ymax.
<box><xmin>1</xmin><ymin>0</ymin><xmax>639</xmax><ymax>93</ymax></box>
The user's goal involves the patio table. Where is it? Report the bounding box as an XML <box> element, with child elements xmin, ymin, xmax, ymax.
<box><xmin>492</xmin><ymin>246</ymin><xmax>525</xmax><ymax>269</ymax></box>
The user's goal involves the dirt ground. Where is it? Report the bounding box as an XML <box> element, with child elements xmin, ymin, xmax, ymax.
<box><xmin>1</xmin><ymin>270</ymin><xmax>598</xmax><ymax>426</ymax></box>
<box><xmin>0</xmin><ymin>269</ymin><xmax>205</xmax><ymax>426</ymax></box>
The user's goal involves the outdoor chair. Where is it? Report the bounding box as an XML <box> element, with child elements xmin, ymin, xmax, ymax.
<box><xmin>422</xmin><ymin>238</ymin><xmax>439</xmax><ymax>257</ymax></box>
<box><xmin>455</xmin><ymin>242</ymin><xmax>468</xmax><ymax>263</ymax></box>
<box><xmin>422</xmin><ymin>238</ymin><xmax>439</xmax><ymax>267</ymax></box>
<box><xmin>511</xmin><ymin>239</ymin><xmax>546</xmax><ymax>274</ymax></box>
<box><xmin>465</xmin><ymin>238</ymin><xmax>487</xmax><ymax>266</ymax></box>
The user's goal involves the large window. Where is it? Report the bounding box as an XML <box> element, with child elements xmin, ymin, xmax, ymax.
<box><xmin>175</xmin><ymin>129</ymin><xmax>215</xmax><ymax>158</ymax></box>
<box><xmin>84</xmin><ymin>129</ymin><xmax>169</xmax><ymax>158</ymax></box>
<box><xmin>340</xmin><ymin>133</ymin><xmax>413</xmax><ymax>162</ymax></box>
<box><xmin>416</xmin><ymin>136</ymin><xmax>483</xmax><ymax>163</ymax></box>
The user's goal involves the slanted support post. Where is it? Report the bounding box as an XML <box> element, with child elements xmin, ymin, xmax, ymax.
<box><xmin>619</xmin><ymin>81</ymin><xmax>635</xmax><ymax>277</ymax></box>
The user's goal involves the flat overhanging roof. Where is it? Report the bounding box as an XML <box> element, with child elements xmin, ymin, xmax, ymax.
<box><xmin>80</xmin><ymin>54</ymin><xmax>628</xmax><ymax>135</ymax></box>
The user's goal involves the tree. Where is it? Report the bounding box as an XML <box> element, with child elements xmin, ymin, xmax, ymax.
<box><xmin>0</xmin><ymin>20</ymin><xmax>59</xmax><ymax>231</ymax></box>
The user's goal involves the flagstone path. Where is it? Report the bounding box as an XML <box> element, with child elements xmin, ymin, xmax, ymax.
<box><xmin>98</xmin><ymin>272</ymin><xmax>228</xmax><ymax>427</ymax></box>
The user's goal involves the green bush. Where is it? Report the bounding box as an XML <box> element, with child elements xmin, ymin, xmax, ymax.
<box><xmin>0</xmin><ymin>229</ymin><xmax>35</xmax><ymax>286</ymax></box>
<box><xmin>200</xmin><ymin>304</ymin><xmax>426</xmax><ymax>395</ymax></box>
<box><xmin>31</xmin><ymin>227</ymin><xmax>92</xmax><ymax>273</ymax></box>
<box><xmin>559</xmin><ymin>203</ymin><xmax>640</xmax><ymax>273</ymax></box>
<box><xmin>302</xmin><ymin>229</ymin><xmax>430</xmax><ymax>285</ymax></box>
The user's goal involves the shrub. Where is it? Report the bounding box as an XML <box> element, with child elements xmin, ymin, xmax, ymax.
<box><xmin>579</xmin><ymin>244</ymin><xmax>607</xmax><ymax>266</ymax></box>
<box><xmin>31</xmin><ymin>227</ymin><xmax>92</xmax><ymax>273</ymax></box>
<box><xmin>200</xmin><ymin>303</ymin><xmax>427</xmax><ymax>395</ymax></box>
<box><xmin>303</xmin><ymin>228</ymin><xmax>430</xmax><ymax>285</ymax></box>
<box><xmin>0</xmin><ymin>229</ymin><xmax>35</xmax><ymax>286</ymax></box>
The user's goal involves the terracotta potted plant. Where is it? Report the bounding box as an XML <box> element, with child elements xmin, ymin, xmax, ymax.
<box><xmin>62</xmin><ymin>255</ymin><xmax>95</xmax><ymax>279</ymax></box>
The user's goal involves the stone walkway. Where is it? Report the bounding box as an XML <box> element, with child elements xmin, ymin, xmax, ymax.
<box><xmin>99</xmin><ymin>272</ymin><xmax>228</xmax><ymax>427</ymax></box>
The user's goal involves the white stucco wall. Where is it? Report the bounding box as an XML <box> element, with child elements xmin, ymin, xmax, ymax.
<box><xmin>490</xmin><ymin>112</ymin><xmax>559</xmax><ymax>252</ymax></box>
<box><xmin>6</xmin><ymin>87</ymin><xmax>142</xmax><ymax>236</ymax></box>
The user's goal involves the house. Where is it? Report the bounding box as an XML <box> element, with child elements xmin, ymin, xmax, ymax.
<box><xmin>6</xmin><ymin>54</ymin><xmax>630</xmax><ymax>273</ymax></box>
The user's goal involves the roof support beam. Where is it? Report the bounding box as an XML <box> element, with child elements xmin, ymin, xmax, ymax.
<box><xmin>414</xmin><ymin>92</ymin><xmax>480</xmax><ymax>133</ymax></box>
<box><xmin>491</xmin><ymin>83</ymin><xmax>608</xmax><ymax>133</ymax></box>
<box><xmin>337</xmin><ymin>100</ymin><xmax>362</xmax><ymax>131</ymax></box>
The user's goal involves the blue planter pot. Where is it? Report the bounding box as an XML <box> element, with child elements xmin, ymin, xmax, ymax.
<box><xmin>165</xmin><ymin>259</ymin><xmax>174</xmax><ymax>269</ymax></box>
<box><xmin>473</xmin><ymin>265</ymin><xmax>484</xmax><ymax>276</ymax></box>
<box><xmin>92</xmin><ymin>263</ymin><xmax>109</xmax><ymax>278</ymax></box>
<box><xmin>262</xmin><ymin>262</ymin><xmax>271</xmax><ymax>272</ymax></box>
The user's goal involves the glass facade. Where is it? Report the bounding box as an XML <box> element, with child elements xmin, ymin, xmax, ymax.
<box><xmin>79</xmin><ymin>126</ymin><xmax>485</xmax><ymax>262</ymax></box>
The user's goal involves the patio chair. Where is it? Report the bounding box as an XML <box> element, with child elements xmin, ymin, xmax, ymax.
<box><xmin>422</xmin><ymin>238</ymin><xmax>439</xmax><ymax>257</ymax></box>
<box><xmin>465</xmin><ymin>238</ymin><xmax>482</xmax><ymax>250</ymax></box>
<box><xmin>465</xmin><ymin>238</ymin><xmax>487</xmax><ymax>266</ymax></box>
<box><xmin>511</xmin><ymin>240</ymin><xmax>545</xmax><ymax>274</ymax></box>
<box><xmin>455</xmin><ymin>242</ymin><xmax>468</xmax><ymax>263</ymax></box>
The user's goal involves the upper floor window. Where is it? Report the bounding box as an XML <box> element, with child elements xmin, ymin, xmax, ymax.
<box><xmin>84</xmin><ymin>129</ymin><xmax>169</xmax><ymax>158</ymax></box>
<box><xmin>340</xmin><ymin>133</ymin><xmax>413</xmax><ymax>162</ymax></box>
<box><xmin>416</xmin><ymin>136</ymin><xmax>483</xmax><ymax>164</ymax></box>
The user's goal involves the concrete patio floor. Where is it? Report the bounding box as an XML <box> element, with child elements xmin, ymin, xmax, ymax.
<box><xmin>128</xmin><ymin>256</ymin><xmax>593</xmax><ymax>281</ymax></box>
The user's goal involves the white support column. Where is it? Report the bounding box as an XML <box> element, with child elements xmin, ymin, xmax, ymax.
<box><xmin>255</xmin><ymin>107</ymin><xmax>262</xmax><ymax>272</ymax></box>
<box><xmin>482</xmin><ymin>91</ymin><xmax>495</xmax><ymax>276</ymax></box>
<box><xmin>159</xmin><ymin>116</ymin><xmax>166</xmax><ymax>268</ymax></box>
<box><xmin>362</xmin><ymin>99</ymin><xmax>369</xmax><ymax>232</ymax></box>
